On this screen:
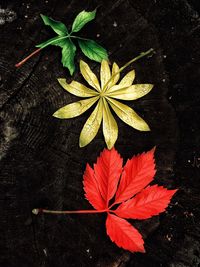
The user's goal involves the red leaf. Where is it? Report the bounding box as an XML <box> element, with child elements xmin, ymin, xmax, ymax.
<box><xmin>93</xmin><ymin>148</ymin><xmax>123</xmax><ymax>206</ymax></box>
<box><xmin>115</xmin><ymin>185</ymin><xmax>177</xmax><ymax>219</ymax></box>
<box><xmin>115</xmin><ymin>148</ymin><xmax>156</xmax><ymax>204</ymax></box>
<box><xmin>83</xmin><ymin>164</ymin><xmax>106</xmax><ymax>210</ymax></box>
<box><xmin>106</xmin><ymin>213</ymin><xmax>145</xmax><ymax>253</ymax></box>
<box><xmin>81</xmin><ymin>148</ymin><xmax>177</xmax><ymax>253</ymax></box>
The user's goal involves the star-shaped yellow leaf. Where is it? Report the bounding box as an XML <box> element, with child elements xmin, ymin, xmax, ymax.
<box><xmin>53</xmin><ymin>59</ymin><xmax>153</xmax><ymax>149</ymax></box>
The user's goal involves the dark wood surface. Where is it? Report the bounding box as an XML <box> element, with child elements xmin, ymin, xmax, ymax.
<box><xmin>0</xmin><ymin>0</ymin><xmax>199</xmax><ymax>266</ymax></box>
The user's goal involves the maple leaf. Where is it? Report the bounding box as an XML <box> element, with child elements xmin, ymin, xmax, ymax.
<box><xmin>15</xmin><ymin>10</ymin><xmax>108</xmax><ymax>75</ymax></box>
<box><xmin>53</xmin><ymin>49</ymin><xmax>154</xmax><ymax>149</ymax></box>
<box><xmin>33</xmin><ymin>148</ymin><xmax>177</xmax><ymax>253</ymax></box>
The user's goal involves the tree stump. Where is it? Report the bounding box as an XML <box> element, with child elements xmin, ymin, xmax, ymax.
<box><xmin>1</xmin><ymin>0</ymin><xmax>199</xmax><ymax>266</ymax></box>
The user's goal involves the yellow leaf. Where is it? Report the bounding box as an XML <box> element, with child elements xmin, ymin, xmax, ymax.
<box><xmin>58</xmin><ymin>79</ymin><xmax>98</xmax><ymax>97</ymax></box>
<box><xmin>110</xmin><ymin>62</ymin><xmax>120</xmax><ymax>87</ymax></box>
<box><xmin>106</xmin><ymin>97</ymin><xmax>150</xmax><ymax>131</ymax></box>
<box><xmin>118</xmin><ymin>70</ymin><xmax>135</xmax><ymax>87</ymax></box>
<box><xmin>100</xmin><ymin>60</ymin><xmax>111</xmax><ymax>90</ymax></box>
<box><xmin>104</xmin><ymin>62</ymin><xmax>120</xmax><ymax>91</ymax></box>
<box><xmin>106</xmin><ymin>84</ymin><xmax>154</xmax><ymax>100</ymax></box>
<box><xmin>53</xmin><ymin>96</ymin><xmax>99</xmax><ymax>119</ymax></box>
<box><xmin>79</xmin><ymin>99</ymin><xmax>103</xmax><ymax>147</ymax></box>
<box><xmin>102</xmin><ymin>98</ymin><xmax>118</xmax><ymax>149</ymax></box>
<box><xmin>80</xmin><ymin>60</ymin><xmax>101</xmax><ymax>92</ymax></box>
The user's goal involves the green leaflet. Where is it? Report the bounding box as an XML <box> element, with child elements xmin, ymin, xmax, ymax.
<box><xmin>61</xmin><ymin>39</ymin><xmax>76</xmax><ymax>75</ymax></box>
<box><xmin>71</xmin><ymin>10</ymin><xmax>96</xmax><ymax>33</ymax></box>
<box><xmin>37</xmin><ymin>37</ymin><xmax>76</xmax><ymax>75</ymax></box>
<box><xmin>40</xmin><ymin>14</ymin><xmax>68</xmax><ymax>35</ymax></box>
<box><xmin>36</xmin><ymin>36</ymin><xmax>67</xmax><ymax>48</ymax></box>
<box><xmin>78</xmin><ymin>39</ymin><xmax>108</xmax><ymax>63</ymax></box>
<box><xmin>35</xmin><ymin>10</ymin><xmax>108</xmax><ymax>75</ymax></box>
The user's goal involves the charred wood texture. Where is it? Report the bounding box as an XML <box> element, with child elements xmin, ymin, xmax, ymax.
<box><xmin>0</xmin><ymin>0</ymin><xmax>199</xmax><ymax>266</ymax></box>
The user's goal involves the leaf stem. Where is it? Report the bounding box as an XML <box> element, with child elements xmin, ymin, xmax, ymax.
<box><xmin>119</xmin><ymin>48</ymin><xmax>154</xmax><ymax>72</ymax></box>
<box><xmin>15</xmin><ymin>34</ymin><xmax>85</xmax><ymax>68</ymax></box>
<box><xmin>32</xmin><ymin>208</ymin><xmax>109</xmax><ymax>215</ymax></box>
<box><xmin>70</xmin><ymin>35</ymin><xmax>90</xmax><ymax>41</ymax></box>
<box><xmin>102</xmin><ymin>48</ymin><xmax>154</xmax><ymax>92</ymax></box>
<box><xmin>15</xmin><ymin>48</ymin><xmax>42</xmax><ymax>68</ymax></box>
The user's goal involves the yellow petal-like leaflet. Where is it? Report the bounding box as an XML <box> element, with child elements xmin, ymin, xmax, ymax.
<box><xmin>106</xmin><ymin>97</ymin><xmax>150</xmax><ymax>131</ymax></box>
<box><xmin>79</xmin><ymin>99</ymin><xmax>103</xmax><ymax>147</ymax></box>
<box><xmin>102</xmin><ymin>98</ymin><xmax>118</xmax><ymax>149</ymax></box>
<box><xmin>100</xmin><ymin>60</ymin><xmax>111</xmax><ymax>90</ymax></box>
<box><xmin>118</xmin><ymin>70</ymin><xmax>135</xmax><ymax>87</ymax></box>
<box><xmin>103</xmin><ymin>62</ymin><xmax>120</xmax><ymax>91</ymax></box>
<box><xmin>53</xmin><ymin>96</ymin><xmax>99</xmax><ymax>119</ymax></box>
<box><xmin>58</xmin><ymin>79</ymin><xmax>98</xmax><ymax>97</ymax></box>
<box><xmin>80</xmin><ymin>60</ymin><xmax>101</xmax><ymax>92</ymax></box>
<box><xmin>106</xmin><ymin>84</ymin><xmax>153</xmax><ymax>100</ymax></box>
<box><xmin>111</xmin><ymin>62</ymin><xmax>120</xmax><ymax>86</ymax></box>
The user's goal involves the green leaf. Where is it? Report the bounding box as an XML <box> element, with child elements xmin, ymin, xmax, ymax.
<box><xmin>71</xmin><ymin>10</ymin><xmax>96</xmax><ymax>33</ymax></box>
<box><xmin>36</xmin><ymin>36</ymin><xmax>67</xmax><ymax>48</ymax></box>
<box><xmin>40</xmin><ymin>14</ymin><xmax>68</xmax><ymax>36</ymax></box>
<box><xmin>78</xmin><ymin>39</ymin><xmax>108</xmax><ymax>63</ymax></box>
<box><xmin>37</xmin><ymin>37</ymin><xmax>76</xmax><ymax>75</ymax></box>
<box><xmin>27</xmin><ymin>10</ymin><xmax>108</xmax><ymax>75</ymax></box>
<box><xmin>61</xmin><ymin>39</ymin><xmax>76</xmax><ymax>75</ymax></box>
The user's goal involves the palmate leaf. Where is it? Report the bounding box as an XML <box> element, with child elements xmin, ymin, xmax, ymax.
<box><xmin>54</xmin><ymin>56</ymin><xmax>153</xmax><ymax>148</ymax></box>
<box><xmin>82</xmin><ymin>148</ymin><xmax>177</xmax><ymax>252</ymax></box>
<box><xmin>35</xmin><ymin>10</ymin><xmax>108</xmax><ymax>75</ymax></box>
<box><xmin>34</xmin><ymin>148</ymin><xmax>177</xmax><ymax>254</ymax></box>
